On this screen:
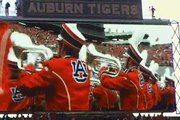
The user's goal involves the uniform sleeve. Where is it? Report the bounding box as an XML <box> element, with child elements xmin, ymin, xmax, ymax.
<box><xmin>18</xmin><ymin>66</ymin><xmax>54</xmax><ymax>97</ymax></box>
<box><xmin>100</xmin><ymin>74</ymin><xmax>134</xmax><ymax>90</ymax></box>
<box><xmin>152</xmin><ymin>83</ymin><xmax>161</xmax><ymax>106</ymax></box>
<box><xmin>160</xmin><ymin>87</ymin><xmax>171</xmax><ymax>95</ymax></box>
<box><xmin>92</xmin><ymin>86</ymin><xmax>104</xmax><ymax>98</ymax></box>
<box><xmin>169</xmin><ymin>87</ymin><xmax>176</xmax><ymax>105</ymax></box>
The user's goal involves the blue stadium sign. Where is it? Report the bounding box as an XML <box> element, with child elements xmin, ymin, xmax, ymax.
<box><xmin>21</xmin><ymin>0</ymin><xmax>142</xmax><ymax>20</ymax></box>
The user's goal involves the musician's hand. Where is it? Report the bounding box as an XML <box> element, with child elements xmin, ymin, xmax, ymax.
<box><xmin>23</xmin><ymin>64</ymin><xmax>36</xmax><ymax>74</ymax></box>
<box><xmin>119</xmin><ymin>70</ymin><xmax>126</xmax><ymax>76</ymax></box>
<box><xmin>98</xmin><ymin>66</ymin><xmax>108</xmax><ymax>78</ymax></box>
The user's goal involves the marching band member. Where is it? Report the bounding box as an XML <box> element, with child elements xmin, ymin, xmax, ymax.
<box><xmin>0</xmin><ymin>22</ymin><xmax>12</xmax><ymax>93</ymax></box>
<box><xmin>163</xmin><ymin>77</ymin><xmax>176</xmax><ymax>110</ymax></box>
<box><xmin>0</xmin><ymin>22</ymin><xmax>13</xmax><ymax>111</ymax></box>
<box><xmin>99</xmin><ymin>45</ymin><xmax>146</xmax><ymax>111</ymax></box>
<box><xmin>150</xmin><ymin>72</ymin><xmax>161</xmax><ymax>110</ymax></box>
<box><xmin>87</xmin><ymin>43</ymin><xmax>120</xmax><ymax>111</ymax></box>
<box><xmin>158</xmin><ymin>76</ymin><xmax>176</xmax><ymax>111</ymax></box>
<box><xmin>90</xmin><ymin>80</ymin><xmax>120</xmax><ymax>111</ymax></box>
<box><xmin>0</xmin><ymin>22</ymin><xmax>34</xmax><ymax>111</ymax></box>
<box><xmin>139</xmin><ymin>65</ymin><xmax>154</xmax><ymax>110</ymax></box>
<box><xmin>5</xmin><ymin>62</ymin><xmax>34</xmax><ymax>111</ymax></box>
<box><xmin>17</xmin><ymin>23</ymin><xmax>91</xmax><ymax>111</ymax></box>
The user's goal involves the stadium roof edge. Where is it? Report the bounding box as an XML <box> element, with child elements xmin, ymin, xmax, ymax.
<box><xmin>0</xmin><ymin>16</ymin><xmax>170</xmax><ymax>25</ymax></box>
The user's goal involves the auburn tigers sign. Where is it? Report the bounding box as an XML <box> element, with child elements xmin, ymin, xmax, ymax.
<box><xmin>21</xmin><ymin>0</ymin><xmax>142</xmax><ymax>20</ymax></box>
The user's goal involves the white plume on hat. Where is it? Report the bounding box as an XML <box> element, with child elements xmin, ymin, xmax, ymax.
<box><xmin>158</xmin><ymin>79</ymin><xmax>166</xmax><ymax>89</ymax></box>
<box><xmin>149</xmin><ymin>60</ymin><xmax>159</xmax><ymax>74</ymax></box>
<box><xmin>129</xmin><ymin>32</ymin><xmax>145</xmax><ymax>50</ymax></box>
<box><xmin>164</xmin><ymin>68</ymin><xmax>175</xmax><ymax>82</ymax></box>
<box><xmin>140</xmin><ymin>50</ymin><xmax>148</xmax><ymax>66</ymax></box>
<box><xmin>128</xmin><ymin>32</ymin><xmax>146</xmax><ymax>61</ymax></box>
<box><xmin>164</xmin><ymin>67</ymin><xmax>171</xmax><ymax>78</ymax></box>
<box><xmin>149</xmin><ymin>60</ymin><xmax>161</xmax><ymax>86</ymax></box>
<box><xmin>79</xmin><ymin>45</ymin><xmax>87</xmax><ymax>62</ymax></box>
<box><xmin>160</xmin><ymin>67</ymin><xmax>174</xmax><ymax>88</ymax></box>
<box><xmin>158</xmin><ymin>71</ymin><xmax>166</xmax><ymax>89</ymax></box>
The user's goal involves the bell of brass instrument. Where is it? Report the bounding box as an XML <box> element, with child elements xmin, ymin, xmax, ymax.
<box><xmin>9</xmin><ymin>31</ymin><xmax>53</xmax><ymax>71</ymax></box>
<box><xmin>17</xmin><ymin>49</ymin><xmax>48</xmax><ymax>71</ymax></box>
<box><xmin>17</xmin><ymin>44</ymin><xmax>54</xmax><ymax>71</ymax></box>
<box><xmin>87</xmin><ymin>43</ymin><xmax>122</xmax><ymax>78</ymax></box>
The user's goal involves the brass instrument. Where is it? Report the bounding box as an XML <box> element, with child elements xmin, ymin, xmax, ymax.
<box><xmin>9</xmin><ymin>31</ymin><xmax>53</xmax><ymax>71</ymax></box>
<box><xmin>17</xmin><ymin>49</ymin><xmax>49</xmax><ymax>71</ymax></box>
<box><xmin>87</xmin><ymin>44</ymin><xmax>122</xmax><ymax>79</ymax></box>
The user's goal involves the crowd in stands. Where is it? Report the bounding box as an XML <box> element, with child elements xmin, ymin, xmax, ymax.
<box><xmin>96</xmin><ymin>44</ymin><xmax>173</xmax><ymax>67</ymax></box>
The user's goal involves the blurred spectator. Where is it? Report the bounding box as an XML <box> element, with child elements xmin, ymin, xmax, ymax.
<box><xmin>15</xmin><ymin>1</ymin><xmax>18</xmax><ymax>10</ymax></box>
<box><xmin>15</xmin><ymin>0</ymin><xmax>21</xmax><ymax>16</ymax></box>
<box><xmin>0</xmin><ymin>0</ymin><xmax>2</xmax><ymax>6</ymax></box>
<box><xmin>150</xmin><ymin>6</ymin><xmax>156</xmax><ymax>18</ymax></box>
<box><xmin>5</xmin><ymin>2</ymin><xmax>10</xmax><ymax>16</ymax></box>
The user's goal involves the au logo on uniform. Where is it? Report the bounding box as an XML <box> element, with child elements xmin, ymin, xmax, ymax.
<box><xmin>148</xmin><ymin>84</ymin><xmax>152</xmax><ymax>94</ymax></box>
<box><xmin>11</xmin><ymin>87</ymin><xmax>25</xmax><ymax>102</ymax></box>
<box><xmin>71</xmin><ymin>60</ymin><xmax>88</xmax><ymax>83</ymax></box>
<box><xmin>139</xmin><ymin>74</ymin><xmax>145</xmax><ymax>89</ymax></box>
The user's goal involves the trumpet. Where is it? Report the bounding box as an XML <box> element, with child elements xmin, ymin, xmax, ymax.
<box><xmin>87</xmin><ymin>43</ymin><xmax>122</xmax><ymax>78</ymax></box>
